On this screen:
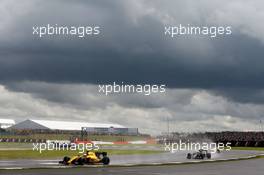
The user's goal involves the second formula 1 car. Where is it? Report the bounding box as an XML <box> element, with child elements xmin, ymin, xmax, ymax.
<box><xmin>187</xmin><ymin>149</ymin><xmax>211</xmax><ymax>159</ymax></box>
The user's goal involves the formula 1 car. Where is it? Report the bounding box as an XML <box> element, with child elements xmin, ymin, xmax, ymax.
<box><xmin>187</xmin><ymin>149</ymin><xmax>211</xmax><ymax>159</ymax></box>
<box><xmin>59</xmin><ymin>151</ymin><xmax>110</xmax><ymax>165</ymax></box>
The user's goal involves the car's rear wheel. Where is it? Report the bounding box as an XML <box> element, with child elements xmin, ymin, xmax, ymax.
<box><xmin>101</xmin><ymin>157</ymin><xmax>110</xmax><ymax>165</ymax></box>
<box><xmin>206</xmin><ymin>153</ymin><xmax>211</xmax><ymax>159</ymax></box>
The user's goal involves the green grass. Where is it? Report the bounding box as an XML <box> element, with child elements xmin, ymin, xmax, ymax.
<box><xmin>0</xmin><ymin>142</ymin><xmax>32</xmax><ymax>149</ymax></box>
<box><xmin>0</xmin><ymin>149</ymin><xmax>163</xmax><ymax>160</ymax></box>
<box><xmin>0</xmin><ymin>142</ymin><xmax>160</xmax><ymax>150</ymax></box>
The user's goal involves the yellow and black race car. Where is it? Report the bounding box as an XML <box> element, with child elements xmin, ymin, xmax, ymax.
<box><xmin>59</xmin><ymin>151</ymin><xmax>110</xmax><ymax>165</ymax></box>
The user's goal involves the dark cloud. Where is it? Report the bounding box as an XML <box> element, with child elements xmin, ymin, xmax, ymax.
<box><xmin>0</xmin><ymin>0</ymin><xmax>264</xmax><ymax>105</ymax></box>
<box><xmin>212</xmin><ymin>88</ymin><xmax>264</xmax><ymax>104</ymax></box>
<box><xmin>5</xmin><ymin>81</ymin><xmax>195</xmax><ymax>110</ymax></box>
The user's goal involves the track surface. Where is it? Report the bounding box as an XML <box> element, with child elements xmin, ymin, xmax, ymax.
<box><xmin>0</xmin><ymin>150</ymin><xmax>261</xmax><ymax>169</ymax></box>
<box><xmin>1</xmin><ymin>158</ymin><xmax>264</xmax><ymax>175</ymax></box>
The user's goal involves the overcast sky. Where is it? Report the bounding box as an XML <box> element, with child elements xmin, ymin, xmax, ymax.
<box><xmin>0</xmin><ymin>0</ymin><xmax>264</xmax><ymax>135</ymax></box>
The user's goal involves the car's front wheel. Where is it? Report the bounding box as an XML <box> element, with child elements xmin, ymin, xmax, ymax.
<box><xmin>187</xmin><ymin>153</ymin><xmax>192</xmax><ymax>159</ymax></box>
<box><xmin>59</xmin><ymin>156</ymin><xmax>70</xmax><ymax>165</ymax></box>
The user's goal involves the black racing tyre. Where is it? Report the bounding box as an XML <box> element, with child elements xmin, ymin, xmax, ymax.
<box><xmin>187</xmin><ymin>153</ymin><xmax>192</xmax><ymax>159</ymax></box>
<box><xmin>63</xmin><ymin>156</ymin><xmax>71</xmax><ymax>162</ymax></box>
<box><xmin>60</xmin><ymin>156</ymin><xmax>70</xmax><ymax>165</ymax></box>
<box><xmin>101</xmin><ymin>157</ymin><xmax>110</xmax><ymax>165</ymax></box>
<box><xmin>206</xmin><ymin>153</ymin><xmax>211</xmax><ymax>159</ymax></box>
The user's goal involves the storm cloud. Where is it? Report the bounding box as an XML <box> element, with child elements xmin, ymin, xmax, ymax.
<box><xmin>0</xmin><ymin>0</ymin><xmax>264</xmax><ymax>134</ymax></box>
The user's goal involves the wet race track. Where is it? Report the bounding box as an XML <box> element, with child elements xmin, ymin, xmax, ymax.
<box><xmin>1</xmin><ymin>156</ymin><xmax>264</xmax><ymax>175</ymax></box>
<box><xmin>1</xmin><ymin>143</ymin><xmax>264</xmax><ymax>175</ymax></box>
<box><xmin>0</xmin><ymin>150</ymin><xmax>262</xmax><ymax>169</ymax></box>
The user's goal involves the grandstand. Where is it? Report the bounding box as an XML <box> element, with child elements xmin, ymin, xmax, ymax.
<box><xmin>158</xmin><ymin>131</ymin><xmax>264</xmax><ymax>147</ymax></box>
